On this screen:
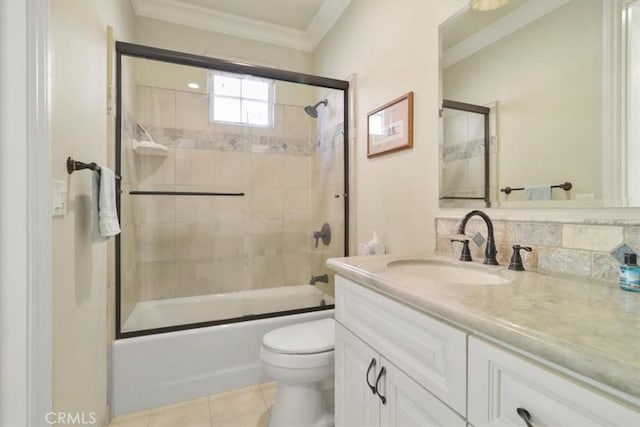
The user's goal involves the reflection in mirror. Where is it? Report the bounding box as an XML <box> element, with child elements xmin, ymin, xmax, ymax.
<box><xmin>439</xmin><ymin>0</ymin><xmax>640</xmax><ymax>208</ymax></box>
<box><xmin>440</xmin><ymin>100</ymin><xmax>491</xmax><ymax>208</ymax></box>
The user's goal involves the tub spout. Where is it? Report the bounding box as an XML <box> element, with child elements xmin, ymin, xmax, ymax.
<box><xmin>309</xmin><ymin>274</ymin><xmax>329</xmax><ymax>286</ymax></box>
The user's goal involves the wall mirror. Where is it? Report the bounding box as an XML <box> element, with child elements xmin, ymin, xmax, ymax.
<box><xmin>439</xmin><ymin>0</ymin><xmax>640</xmax><ymax>208</ymax></box>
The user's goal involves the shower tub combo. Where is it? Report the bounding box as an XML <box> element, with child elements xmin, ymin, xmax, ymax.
<box><xmin>112</xmin><ymin>286</ymin><xmax>334</xmax><ymax>415</ymax></box>
<box><xmin>113</xmin><ymin>42</ymin><xmax>348</xmax><ymax>416</ymax></box>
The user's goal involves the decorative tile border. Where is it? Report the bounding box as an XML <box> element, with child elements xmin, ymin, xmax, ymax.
<box><xmin>442</xmin><ymin>138</ymin><xmax>483</xmax><ymax>162</ymax></box>
<box><xmin>441</xmin><ymin>137</ymin><xmax>497</xmax><ymax>163</ymax></box>
<box><xmin>140</xmin><ymin>126</ymin><xmax>313</xmax><ymax>157</ymax></box>
<box><xmin>436</xmin><ymin>216</ymin><xmax>640</xmax><ymax>283</ymax></box>
<box><xmin>128</xmin><ymin>120</ymin><xmax>345</xmax><ymax>158</ymax></box>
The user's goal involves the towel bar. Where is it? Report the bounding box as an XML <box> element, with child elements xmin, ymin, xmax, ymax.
<box><xmin>67</xmin><ymin>156</ymin><xmax>121</xmax><ymax>180</ymax></box>
<box><xmin>129</xmin><ymin>190</ymin><xmax>244</xmax><ymax>197</ymax></box>
<box><xmin>501</xmin><ymin>181</ymin><xmax>571</xmax><ymax>195</ymax></box>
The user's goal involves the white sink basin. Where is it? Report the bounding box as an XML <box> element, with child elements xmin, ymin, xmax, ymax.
<box><xmin>386</xmin><ymin>259</ymin><xmax>511</xmax><ymax>285</ymax></box>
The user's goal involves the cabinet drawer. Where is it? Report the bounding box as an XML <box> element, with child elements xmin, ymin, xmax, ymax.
<box><xmin>336</xmin><ymin>275</ymin><xmax>467</xmax><ymax>415</ymax></box>
<box><xmin>468</xmin><ymin>336</ymin><xmax>640</xmax><ymax>426</ymax></box>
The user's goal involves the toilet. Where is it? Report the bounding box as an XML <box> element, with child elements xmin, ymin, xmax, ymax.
<box><xmin>260</xmin><ymin>318</ymin><xmax>335</xmax><ymax>427</ymax></box>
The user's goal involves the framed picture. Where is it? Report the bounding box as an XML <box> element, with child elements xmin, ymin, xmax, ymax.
<box><xmin>367</xmin><ymin>91</ymin><xmax>414</xmax><ymax>158</ymax></box>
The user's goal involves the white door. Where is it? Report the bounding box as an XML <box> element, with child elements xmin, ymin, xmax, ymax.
<box><xmin>380</xmin><ymin>358</ymin><xmax>466</xmax><ymax>427</ymax></box>
<box><xmin>335</xmin><ymin>323</ymin><xmax>381</xmax><ymax>427</ymax></box>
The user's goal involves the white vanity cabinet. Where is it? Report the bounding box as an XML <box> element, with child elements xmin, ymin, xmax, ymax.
<box><xmin>335</xmin><ymin>275</ymin><xmax>467</xmax><ymax>426</ymax></box>
<box><xmin>334</xmin><ymin>274</ymin><xmax>640</xmax><ymax>427</ymax></box>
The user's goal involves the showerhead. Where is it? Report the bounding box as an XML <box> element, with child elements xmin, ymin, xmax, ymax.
<box><xmin>304</xmin><ymin>99</ymin><xmax>328</xmax><ymax>118</ymax></box>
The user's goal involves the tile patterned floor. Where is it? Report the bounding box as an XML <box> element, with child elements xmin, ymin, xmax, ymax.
<box><xmin>109</xmin><ymin>382</ymin><xmax>276</xmax><ymax>427</ymax></box>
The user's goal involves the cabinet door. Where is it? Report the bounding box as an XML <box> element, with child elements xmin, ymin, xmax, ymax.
<box><xmin>468</xmin><ymin>337</ymin><xmax>640</xmax><ymax>426</ymax></box>
<box><xmin>380</xmin><ymin>357</ymin><xmax>466</xmax><ymax>427</ymax></box>
<box><xmin>336</xmin><ymin>323</ymin><xmax>380</xmax><ymax>427</ymax></box>
<box><xmin>336</xmin><ymin>276</ymin><xmax>467</xmax><ymax>415</ymax></box>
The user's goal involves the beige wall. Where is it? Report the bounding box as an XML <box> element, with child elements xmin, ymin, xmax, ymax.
<box><xmin>135</xmin><ymin>16</ymin><xmax>313</xmax><ymax>73</ymax></box>
<box><xmin>51</xmin><ymin>0</ymin><xmax>134</xmax><ymax>424</ymax></box>
<box><xmin>313</xmin><ymin>0</ymin><xmax>465</xmax><ymax>254</ymax></box>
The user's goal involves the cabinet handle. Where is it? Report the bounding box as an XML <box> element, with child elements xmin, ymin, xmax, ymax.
<box><xmin>516</xmin><ymin>407</ymin><xmax>533</xmax><ymax>427</ymax></box>
<box><xmin>375</xmin><ymin>366</ymin><xmax>387</xmax><ymax>405</ymax></box>
<box><xmin>365</xmin><ymin>358</ymin><xmax>377</xmax><ymax>394</ymax></box>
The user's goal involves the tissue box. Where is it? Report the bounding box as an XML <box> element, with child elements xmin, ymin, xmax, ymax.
<box><xmin>359</xmin><ymin>243</ymin><xmax>386</xmax><ymax>256</ymax></box>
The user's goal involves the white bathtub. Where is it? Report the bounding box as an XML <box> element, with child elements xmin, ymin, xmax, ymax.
<box><xmin>112</xmin><ymin>285</ymin><xmax>334</xmax><ymax>415</ymax></box>
<box><xmin>122</xmin><ymin>285</ymin><xmax>334</xmax><ymax>332</ymax></box>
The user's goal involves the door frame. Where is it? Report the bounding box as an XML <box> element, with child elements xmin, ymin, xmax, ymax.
<box><xmin>0</xmin><ymin>1</ymin><xmax>52</xmax><ymax>425</ymax></box>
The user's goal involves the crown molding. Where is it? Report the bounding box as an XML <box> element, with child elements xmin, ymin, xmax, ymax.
<box><xmin>306</xmin><ymin>0</ymin><xmax>351</xmax><ymax>49</ymax></box>
<box><xmin>131</xmin><ymin>0</ymin><xmax>350</xmax><ymax>52</ymax></box>
<box><xmin>442</xmin><ymin>0</ymin><xmax>570</xmax><ymax>68</ymax></box>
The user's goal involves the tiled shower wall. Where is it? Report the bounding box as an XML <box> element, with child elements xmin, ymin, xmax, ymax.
<box><xmin>123</xmin><ymin>85</ymin><xmax>322</xmax><ymax>302</ymax></box>
<box><xmin>119</xmin><ymin>57</ymin><xmax>141</xmax><ymax>321</ymax></box>
<box><xmin>436</xmin><ymin>216</ymin><xmax>640</xmax><ymax>281</ymax></box>
<box><xmin>120</xmin><ymin>113</ymin><xmax>139</xmax><ymax>321</ymax></box>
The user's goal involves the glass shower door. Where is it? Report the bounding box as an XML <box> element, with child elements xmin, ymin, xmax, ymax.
<box><xmin>116</xmin><ymin>43</ymin><xmax>347</xmax><ymax>337</ymax></box>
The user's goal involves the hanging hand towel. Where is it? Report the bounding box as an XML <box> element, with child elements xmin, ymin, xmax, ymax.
<box><xmin>92</xmin><ymin>165</ymin><xmax>121</xmax><ymax>240</ymax></box>
<box><xmin>524</xmin><ymin>185</ymin><xmax>551</xmax><ymax>201</ymax></box>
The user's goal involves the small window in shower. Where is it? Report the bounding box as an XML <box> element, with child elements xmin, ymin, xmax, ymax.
<box><xmin>208</xmin><ymin>71</ymin><xmax>274</xmax><ymax>128</ymax></box>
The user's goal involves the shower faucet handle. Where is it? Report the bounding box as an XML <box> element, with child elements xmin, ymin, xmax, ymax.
<box><xmin>313</xmin><ymin>223</ymin><xmax>332</xmax><ymax>248</ymax></box>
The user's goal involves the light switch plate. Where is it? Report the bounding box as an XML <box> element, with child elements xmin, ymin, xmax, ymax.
<box><xmin>52</xmin><ymin>179</ymin><xmax>67</xmax><ymax>216</ymax></box>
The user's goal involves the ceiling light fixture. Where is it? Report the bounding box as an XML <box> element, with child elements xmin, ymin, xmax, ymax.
<box><xmin>187</xmin><ymin>82</ymin><xmax>200</xmax><ymax>89</ymax></box>
<box><xmin>470</xmin><ymin>0</ymin><xmax>510</xmax><ymax>11</ymax></box>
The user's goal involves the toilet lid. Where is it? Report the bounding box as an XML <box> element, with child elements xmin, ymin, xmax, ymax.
<box><xmin>263</xmin><ymin>318</ymin><xmax>335</xmax><ymax>354</ymax></box>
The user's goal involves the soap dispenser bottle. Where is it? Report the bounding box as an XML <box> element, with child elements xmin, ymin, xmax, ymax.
<box><xmin>619</xmin><ymin>253</ymin><xmax>640</xmax><ymax>292</ymax></box>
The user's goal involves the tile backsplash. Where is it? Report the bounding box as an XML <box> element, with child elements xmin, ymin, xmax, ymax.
<box><xmin>436</xmin><ymin>216</ymin><xmax>640</xmax><ymax>282</ymax></box>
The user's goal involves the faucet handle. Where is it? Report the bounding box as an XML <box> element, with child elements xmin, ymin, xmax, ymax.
<box><xmin>313</xmin><ymin>223</ymin><xmax>332</xmax><ymax>248</ymax></box>
<box><xmin>451</xmin><ymin>239</ymin><xmax>473</xmax><ymax>262</ymax></box>
<box><xmin>508</xmin><ymin>245</ymin><xmax>532</xmax><ymax>271</ymax></box>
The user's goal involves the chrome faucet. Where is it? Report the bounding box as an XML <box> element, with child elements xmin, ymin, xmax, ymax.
<box><xmin>457</xmin><ymin>210</ymin><xmax>499</xmax><ymax>265</ymax></box>
<box><xmin>309</xmin><ymin>274</ymin><xmax>329</xmax><ymax>286</ymax></box>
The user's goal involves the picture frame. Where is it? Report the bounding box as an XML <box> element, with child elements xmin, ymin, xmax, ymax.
<box><xmin>367</xmin><ymin>91</ymin><xmax>414</xmax><ymax>158</ymax></box>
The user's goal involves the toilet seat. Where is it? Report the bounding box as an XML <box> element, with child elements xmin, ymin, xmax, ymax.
<box><xmin>260</xmin><ymin>345</ymin><xmax>334</xmax><ymax>369</ymax></box>
<box><xmin>262</xmin><ymin>318</ymin><xmax>335</xmax><ymax>355</ymax></box>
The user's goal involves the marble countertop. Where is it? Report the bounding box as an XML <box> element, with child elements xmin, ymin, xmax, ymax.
<box><xmin>327</xmin><ymin>254</ymin><xmax>640</xmax><ymax>404</ymax></box>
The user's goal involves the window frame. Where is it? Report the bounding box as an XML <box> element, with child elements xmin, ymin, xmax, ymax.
<box><xmin>208</xmin><ymin>71</ymin><xmax>275</xmax><ymax>128</ymax></box>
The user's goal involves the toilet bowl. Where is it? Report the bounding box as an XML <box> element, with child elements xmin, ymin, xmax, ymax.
<box><xmin>260</xmin><ymin>318</ymin><xmax>335</xmax><ymax>427</ymax></box>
